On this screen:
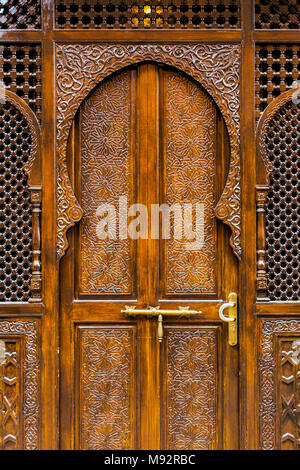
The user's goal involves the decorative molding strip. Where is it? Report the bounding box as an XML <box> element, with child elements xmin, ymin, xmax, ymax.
<box><xmin>56</xmin><ymin>43</ymin><xmax>241</xmax><ymax>259</ymax></box>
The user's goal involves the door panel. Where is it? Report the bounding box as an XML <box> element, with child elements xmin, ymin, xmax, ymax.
<box><xmin>161</xmin><ymin>70</ymin><xmax>218</xmax><ymax>296</ymax></box>
<box><xmin>77</xmin><ymin>70</ymin><xmax>136</xmax><ymax>297</ymax></box>
<box><xmin>60</xmin><ymin>62</ymin><xmax>239</xmax><ymax>450</ymax></box>
<box><xmin>76</xmin><ymin>325</ymin><xmax>137</xmax><ymax>450</ymax></box>
<box><xmin>161</xmin><ymin>325</ymin><xmax>220</xmax><ymax>450</ymax></box>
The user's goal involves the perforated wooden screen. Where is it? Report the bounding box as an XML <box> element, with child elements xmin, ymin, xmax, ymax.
<box><xmin>55</xmin><ymin>0</ymin><xmax>241</xmax><ymax>29</ymax></box>
<box><xmin>264</xmin><ymin>101</ymin><xmax>300</xmax><ymax>300</ymax></box>
<box><xmin>255</xmin><ymin>1</ymin><xmax>300</xmax><ymax>29</ymax></box>
<box><xmin>0</xmin><ymin>102</ymin><xmax>33</xmax><ymax>302</ymax></box>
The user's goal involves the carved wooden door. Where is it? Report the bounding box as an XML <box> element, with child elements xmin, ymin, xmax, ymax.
<box><xmin>60</xmin><ymin>62</ymin><xmax>239</xmax><ymax>450</ymax></box>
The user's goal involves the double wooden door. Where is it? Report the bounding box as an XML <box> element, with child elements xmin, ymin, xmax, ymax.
<box><xmin>60</xmin><ymin>63</ymin><xmax>239</xmax><ymax>450</ymax></box>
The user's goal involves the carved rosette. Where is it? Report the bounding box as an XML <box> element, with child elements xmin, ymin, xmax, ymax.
<box><xmin>56</xmin><ymin>43</ymin><xmax>241</xmax><ymax>259</ymax></box>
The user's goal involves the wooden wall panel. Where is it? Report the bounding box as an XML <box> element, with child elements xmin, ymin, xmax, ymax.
<box><xmin>0</xmin><ymin>319</ymin><xmax>40</xmax><ymax>450</ymax></box>
<box><xmin>259</xmin><ymin>318</ymin><xmax>300</xmax><ymax>450</ymax></box>
<box><xmin>76</xmin><ymin>325</ymin><xmax>136</xmax><ymax>450</ymax></box>
<box><xmin>3</xmin><ymin>0</ymin><xmax>300</xmax><ymax>451</ymax></box>
<box><xmin>0</xmin><ymin>337</ymin><xmax>21</xmax><ymax>449</ymax></box>
<box><xmin>161</xmin><ymin>325</ymin><xmax>219</xmax><ymax>450</ymax></box>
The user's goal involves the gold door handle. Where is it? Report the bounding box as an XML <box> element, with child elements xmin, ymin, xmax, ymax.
<box><xmin>218</xmin><ymin>293</ymin><xmax>238</xmax><ymax>346</ymax></box>
<box><xmin>121</xmin><ymin>306</ymin><xmax>203</xmax><ymax>342</ymax></box>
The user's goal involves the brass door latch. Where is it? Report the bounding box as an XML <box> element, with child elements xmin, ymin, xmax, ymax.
<box><xmin>218</xmin><ymin>293</ymin><xmax>238</xmax><ymax>346</ymax></box>
<box><xmin>121</xmin><ymin>306</ymin><xmax>203</xmax><ymax>342</ymax></box>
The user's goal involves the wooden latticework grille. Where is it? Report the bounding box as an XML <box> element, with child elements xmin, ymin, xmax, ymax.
<box><xmin>0</xmin><ymin>0</ymin><xmax>41</xmax><ymax>30</ymax></box>
<box><xmin>55</xmin><ymin>0</ymin><xmax>241</xmax><ymax>29</ymax></box>
<box><xmin>0</xmin><ymin>44</ymin><xmax>42</xmax><ymax>123</ymax></box>
<box><xmin>0</xmin><ymin>102</ymin><xmax>32</xmax><ymax>302</ymax></box>
<box><xmin>265</xmin><ymin>101</ymin><xmax>300</xmax><ymax>301</ymax></box>
<box><xmin>255</xmin><ymin>0</ymin><xmax>300</xmax><ymax>30</ymax></box>
<box><xmin>255</xmin><ymin>44</ymin><xmax>300</xmax><ymax>121</ymax></box>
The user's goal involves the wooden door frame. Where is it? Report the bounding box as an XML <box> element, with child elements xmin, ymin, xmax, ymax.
<box><xmin>4</xmin><ymin>0</ymin><xmax>300</xmax><ymax>449</ymax></box>
<box><xmin>54</xmin><ymin>34</ymin><xmax>244</xmax><ymax>453</ymax></box>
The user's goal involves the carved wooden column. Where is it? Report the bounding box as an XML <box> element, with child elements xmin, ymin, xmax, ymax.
<box><xmin>29</xmin><ymin>187</ymin><xmax>42</xmax><ymax>303</ymax></box>
<box><xmin>256</xmin><ymin>187</ymin><xmax>268</xmax><ymax>300</ymax></box>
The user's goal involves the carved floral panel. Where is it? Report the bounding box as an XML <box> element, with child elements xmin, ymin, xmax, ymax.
<box><xmin>164</xmin><ymin>327</ymin><xmax>218</xmax><ymax>450</ymax></box>
<box><xmin>79</xmin><ymin>71</ymin><xmax>135</xmax><ymax>295</ymax></box>
<box><xmin>78</xmin><ymin>326</ymin><xmax>135</xmax><ymax>450</ymax></box>
<box><xmin>163</xmin><ymin>70</ymin><xmax>217</xmax><ymax>294</ymax></box>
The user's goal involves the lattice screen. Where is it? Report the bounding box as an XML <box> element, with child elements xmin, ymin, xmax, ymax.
<box><xmin>0</xmin><ymin>102</ymin><xmax>32</xmax><ymax>302</ymax></box>
<box><xmin>264</xmin><ymin>101</ymin><xmax>300</xmax><ymax>301</ymax></box>
<box><xmin>255</xmin><ymin>44</ymin><xmax>300</xmax><ymax>121</ymax></box>
<box><xmin>0</xmin><ymin>0</ymin><xmax>41</xmax><ymax>30</ymax></box>
<box><xmin>255</xmin><ymin>0</ymin><xmax>300</xmax><ymax>29</ymax></box>
<box><xmin>0</xmin><ymin>44</ymin><xmax>42</xmax><ymax>123</ymax></box>
<box><xmin>55</xmin><ymin>0</ymin><xmax>241</xmax><ymax>29</ymax></box>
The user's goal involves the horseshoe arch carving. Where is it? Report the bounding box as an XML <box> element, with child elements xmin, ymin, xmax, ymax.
<box><xmin>56</xmin><ymin>43</ymin><xmax>241</xmax><ymax>260</ymax></box>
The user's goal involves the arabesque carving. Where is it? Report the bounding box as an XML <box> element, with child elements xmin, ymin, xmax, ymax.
<box><xmin>56</xmin><ymin>43</ymin><xmax>241</xmax><ymax>259</ymax></box>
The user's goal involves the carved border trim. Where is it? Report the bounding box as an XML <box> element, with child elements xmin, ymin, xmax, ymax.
<box><xmin>256</xmin><ymin>89</ymin><xmax>295</xmax><ymax>184</ymax></box>
<box><xmin>259</xmin><ymin>319</ymin><xmax>300</xmax><ymax>450</ymax></box>
<box><xmin>0</xmin><ymin>90</ymin><xmax>42</xmax><ymax>302</ymax></box>
<box><xmin>56</xmin><ymin>43</ymin><xmax>241</xmax><ymax>260</ymax></box>
<box><xmin>0</xmin><ymin>320</ymin><xmax>40</xmax><ymax>450</ymax></box>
